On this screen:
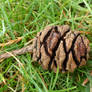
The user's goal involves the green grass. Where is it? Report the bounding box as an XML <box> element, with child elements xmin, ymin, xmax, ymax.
<box><xmin>0</xmin><ymin>0</ymin><xmax>92</xmax><ymax>92</ymax></box>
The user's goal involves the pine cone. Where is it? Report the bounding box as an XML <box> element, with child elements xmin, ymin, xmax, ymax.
<box><xmin>33</xmin><ymin>25</ymin><xmax>90</xmax><ymax>72</ymax></box>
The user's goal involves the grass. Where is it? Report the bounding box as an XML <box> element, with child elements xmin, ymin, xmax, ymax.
<box><xmin>0</xmin><ymin>0</ymin><xmax>92</xmax><ymax>92</ymax></box>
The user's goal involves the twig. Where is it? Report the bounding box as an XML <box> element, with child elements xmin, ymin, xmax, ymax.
<box><xmin>0</xmin><ymin>37</ymin><xmax>22</xmax><ymax>47</ymax></box>
<box><xmin>0</xmin><ymin>44</ymin><xmax>33</xmax><ymax>61</ymax></box>
<box><xmin>24</xmin><ymin>38</ymin><xmax>34</xmax><ymax>46</ymax></box>
<box><xmin>82</xmin><ymin>71</ymin><xmax>92</xmax><ymax>86</ymax></box>
<box><xmin>78</xmin><ymin>31</ymin><xmax>91</xmax><ymax>35</ymax></box>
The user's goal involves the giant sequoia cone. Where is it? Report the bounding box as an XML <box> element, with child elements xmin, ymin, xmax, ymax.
<box><xmin>33</xmin><ymin>25</ymin><xmax>90</xmax><ymax>72</ymax></box>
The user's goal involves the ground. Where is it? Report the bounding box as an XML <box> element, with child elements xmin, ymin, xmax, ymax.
<box><xmin>0</xmin><ymin>0</ymin><xmax>92</xmax><ymax>92</ymax></box>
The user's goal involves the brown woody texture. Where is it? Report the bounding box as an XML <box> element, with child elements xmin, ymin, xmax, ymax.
<box><xmin>33</xmin><ymin>25</ymin><xmax>90</xmax><ymax>72</ymax></box>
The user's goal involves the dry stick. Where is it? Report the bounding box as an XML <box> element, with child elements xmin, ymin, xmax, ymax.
<box><xmin>82</xmin><ymin>71</ymin><xmax>92</xmax><ymax>86</ymax></box>
<box><xmin>0</xmin><ymin>37</ymin><xmax>23</xmax><ymax>47</ymax></box>
<box><xmin>0</xmin><ymin>44</ymin><xmax>33</xmax><ymax>61</ymax></box>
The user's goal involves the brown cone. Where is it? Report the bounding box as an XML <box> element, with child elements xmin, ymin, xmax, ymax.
<box><xmin>33</xmin><ymin>25</ymin><xmax>90</xmax><ymax>72</ymax></box>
